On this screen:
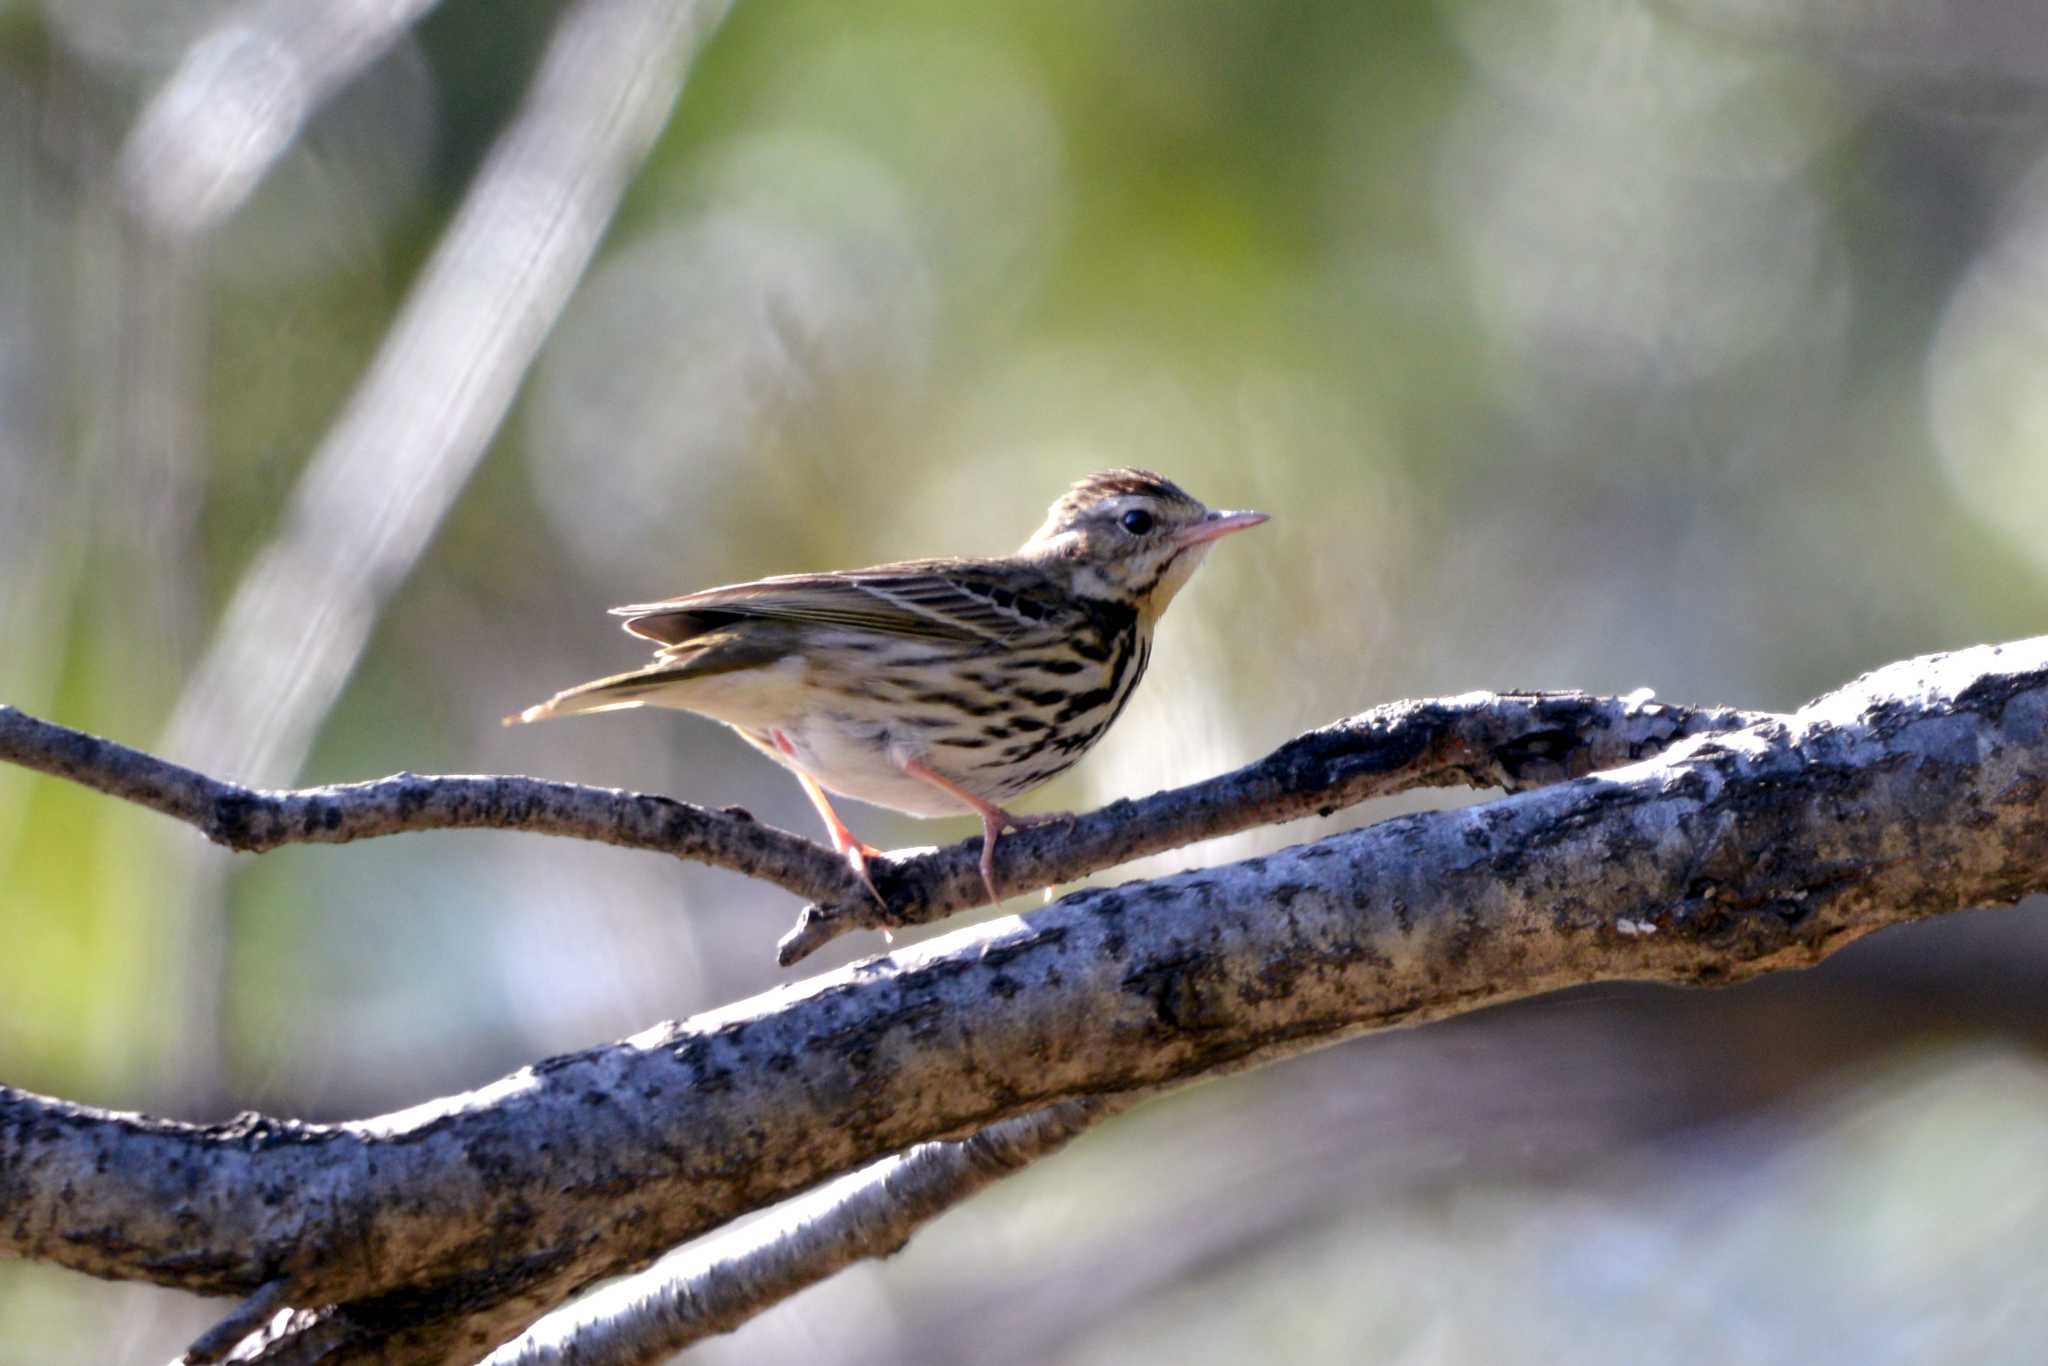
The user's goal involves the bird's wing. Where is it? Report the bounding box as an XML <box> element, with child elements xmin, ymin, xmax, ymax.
<box><xmin>612</xmin><ymin>559</ymin><xmax>1076</xmax><ymax>647</ymax></box>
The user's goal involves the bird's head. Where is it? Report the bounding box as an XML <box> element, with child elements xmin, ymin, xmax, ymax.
<box><xmin>1019</xmin><ymin>469</ymin><xmax>1267</xmax><ymax>617</ymax></box>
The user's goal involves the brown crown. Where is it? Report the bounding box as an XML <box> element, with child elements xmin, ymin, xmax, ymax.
<box><xmin>1047</xmin><ymin>468</ymin><xmax>1199</xmax><ymax>520</ymax></box>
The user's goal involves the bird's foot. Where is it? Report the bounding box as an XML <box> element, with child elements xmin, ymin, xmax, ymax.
<box><xmin>894</xmin><ymin>758</ymin><xmax>1071</xmax><ymax>908</ymax></box>
<box><xmin>841</xmin><ymin>838</ymin><xmax>888</xmax><ymax>910</ymax></box>
<box><xmin>998</xmin><ymin>810</ymin><xmax>1071</xmax><ymax>904</ymax></box>
<box><xmin>783</xmin><ymin>756</ymin><xmax>889</xmax><ymax>912</ymax></box>
<box><xmin>975</xmin><ymin>807</ymin><xmax>1075</xmax><ymax>908</ymax></box>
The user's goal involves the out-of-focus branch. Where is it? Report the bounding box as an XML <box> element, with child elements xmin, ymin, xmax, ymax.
<box><xmin>481</xmin><ymin>1098</ymin><xmax>1133</xmax><ymax>1366</ymax></box>
<box><xmin>778</xmin><ymin>689</ymin><xmax>1776</xmax><ymax>963</ymax></box>
<box><xmin>0</xmin><ymin>704</ymin><xmax>855</xmax><ymax>904</ymax></box>
<box><xmin>0</xmin><ymin>637</ymin><xmax>2033</xmax><ymax>1363</ymax></box>
<box><xmin>157</xmin><ymin>0</ymin><xmax>733</xmax><ymax>790</ymax></box>
<box><xmin>120</xmin><ymin>0</ymin><xmax>448</xmax><ymax>240</ymax></box>
<box><xmin>132</xmin><ymin>0</ymin><xmax>734</xmax><ymax>1116</ymax></box>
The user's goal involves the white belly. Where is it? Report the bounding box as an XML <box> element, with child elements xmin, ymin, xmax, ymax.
<box><xmin>746</xmin><ymin>714</ymin><xmax>979</xmax><ymax>820</ymax></box>
<box><xmin>639</xmin><ymin>654</ymin><xmax>986</xmax><ymax>819</ymax></box>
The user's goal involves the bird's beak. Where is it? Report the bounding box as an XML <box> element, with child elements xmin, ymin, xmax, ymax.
<box><xmin>1174</xmin><ymin>509</ymin><xmax>1269</xmax><ymax>547</ymax></box>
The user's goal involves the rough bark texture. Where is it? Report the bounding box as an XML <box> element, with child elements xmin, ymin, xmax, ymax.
<box><xmin>480</xmin><ymin>1098</ymin><xmax>1128</xmax><ymax>1366</ymax></box>
<box><xmin>779</xmin><ymin>690</ymin><xmax>1775</xmax><ymax>962</ymax></box>
<box><xmin>0</xmin><ymin>637</ymin><xmax>2042</xmax><ymax>1363</ymax></box>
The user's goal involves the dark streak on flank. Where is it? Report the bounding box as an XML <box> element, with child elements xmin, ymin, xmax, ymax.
<box><xmin>1015</xmin><ymin>688</ymin><xmax>1072</xmax><ymax>709</ymax></box>
<box><xmin>910</xmin><ymin>689</ymin><xmax>1005</xmax><ymax>719</ymax></box>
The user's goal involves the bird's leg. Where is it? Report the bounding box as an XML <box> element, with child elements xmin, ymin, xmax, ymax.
<box><xmin>749</xmin><ymin>729</ymin><xmax>886</xmax><ymax>907</ymax></box>
<box><xmin>790</xmin><ymin>769</ymin><xmax>887</xmax><ymax>907</ymax></box>
<box><xmin>898</xmin><ymin>757</ymin><xmax>1066</xmax><ymax>907</ymax></box>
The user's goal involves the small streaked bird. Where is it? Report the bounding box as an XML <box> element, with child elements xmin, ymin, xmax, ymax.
<box><xmin>508</xmin><ymin>469</ymin><xmax>1267</xmax><ymax>905</ymax></box>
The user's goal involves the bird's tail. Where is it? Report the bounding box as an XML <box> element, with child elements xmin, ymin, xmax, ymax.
<box><xmin>502</xmin><ymin>666</ymin><xmax>671</xmax><ymax>726</ymax></box>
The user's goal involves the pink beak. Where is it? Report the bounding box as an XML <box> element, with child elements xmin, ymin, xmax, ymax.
<box><xmin>1174</xmin><ymin>508</ymin><xmax>1270</xmax><ymax>547</ymax></box>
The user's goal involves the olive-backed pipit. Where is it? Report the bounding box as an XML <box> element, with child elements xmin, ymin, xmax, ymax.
<box><xmin>509</xmin><ymin>469</ymin><xmax>1267</xmax><ymax>904</ymax></box>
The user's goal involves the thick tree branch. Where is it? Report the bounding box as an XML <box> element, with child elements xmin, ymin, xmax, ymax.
<box><xmin>0</xmin><ymin>637</ymin><xmax>2039</xmax><ymax>1363</ymax></box>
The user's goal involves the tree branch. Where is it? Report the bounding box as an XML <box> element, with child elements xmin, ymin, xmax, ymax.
<box><xmin>120</xmin><ymin>0</ymin><xmax>450</xmax><ymax>240</ymax></box>
<box><xmin>0</xmin><ymin>636</ymin><xmax>2038</xmax><ymax>1362</ymax></box>
<box><xmin>154</xmin><ymin>0</ymin><xmax>733</xmax><ymax>792</ymax></box>
<box><xmin>0</xmin><ymin>704</ymin><xmax>856</xmax><ymax>905</ymax></box>
<box><xmin>480</xmin><ymin>1097</ymin><xmax>1134</xmax><ymax>1366</ymax></box>
<box><xmin>0</xmin><ymin>689</ymin><xmax>1771</xmax><ymax>962</ymax></box>
<box><xmin>777</xmin><ymin>689</ymin><xmax>1776</xmax><ymax>964</ymax></box>
<box><xmin>125</xmin><ymin>0</ymin><xmax>737</xmax><ymax>1117</ymax></box>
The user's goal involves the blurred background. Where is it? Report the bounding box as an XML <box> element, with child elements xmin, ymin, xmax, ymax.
<box><xmin>4</xmin><ymin>0</ymin><xmax>2048</xmax><ymax>1360</ymax></box>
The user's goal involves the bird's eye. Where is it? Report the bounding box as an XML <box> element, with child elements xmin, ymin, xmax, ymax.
<box><xmin>1120</xmin><ymin>508</ymin><xmax>1155</xmax><ymax>535</ymax></box>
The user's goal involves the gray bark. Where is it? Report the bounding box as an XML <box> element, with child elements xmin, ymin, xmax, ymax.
<box><xmin>0</xmin><ymin>636</ymin><xmax>2041</xmax><ymax>1362</ymax></box>
<box><xmin>777</xmin><ymin>689</ymin><xmax>1773</xmax><ymax>962</ymax></box>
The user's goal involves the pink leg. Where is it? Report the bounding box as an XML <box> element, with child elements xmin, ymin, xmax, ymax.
<box><xmin>792</xmin><ymin>768</ymin><xmax>887</xmax><ymax>902</ymax></box>
<box><xmin>898</xmin><ymin>757</ymin><xmax>1064</xmax><ymax>907</ymax></box>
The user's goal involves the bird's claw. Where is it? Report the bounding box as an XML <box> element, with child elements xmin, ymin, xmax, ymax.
<box><xmin>976</xmin><ymin>808</ymin><xmax>1073</xmax><ymax>908</ymax></box>
<box><xmin>843</xmin><ymin>840</ymin><xmax>887</xmax><ymax>909</ymax></box>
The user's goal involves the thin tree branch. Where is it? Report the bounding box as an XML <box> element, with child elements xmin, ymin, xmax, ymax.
<box><xmin>1</xmin><ymin>636</ymin><xmax>2039</xmax><ymax>1363</ymax></box>
<box><xmin>183</xmin><ymin>1277</ymin><xmax>290</xmax><ymax>1365</ymax></box>
<box><xmin>0</xmin><ymin>704</ymin><xmax>856</xmax><ymax>904</ymax></box>
<box><xmin>0</xmin><ymin>691</ymin><xmax>1771</xmax><ymax>960</ymax></box>
<box><xmin>481</xmin><ymin>1098</ymin><xmax>1135</xmax><ymax>1366</ymax></box>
